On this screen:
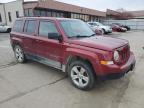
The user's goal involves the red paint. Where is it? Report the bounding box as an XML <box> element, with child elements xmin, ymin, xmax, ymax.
<box><xmin>10</xmin><ymin>17</ymin><xmax>135</xmax><ymax>78</ymax></box>
<box><xmin>111</xmin><ymin>24</ymin><xmax>127</xmax><ymax>32</ymax></box>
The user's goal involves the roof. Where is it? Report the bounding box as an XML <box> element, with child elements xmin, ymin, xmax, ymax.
<box><xmin>23</xmin><ymin>1</ymin><xmax>38</xmax><ymax>9</ymax></box>
<box><xmin>16</xmin><ymin>17</ymin><xmax>80</xmax><ymax>21</ymax></box>
<box><xmin>106</xmin><ymin>9</ymin><xmax>120</xmax><ymax>16</ymax></box>
<box><xmin>129</xmin><ymin>10</ymin><xmax>144</xmax><ymax>17</ymax></box>
<box><xmin>106</xmin><ymin>9</ymin><xmax>144</xmax><ymax>18</ymax></box>
<box><xmin>23</xmin><ymin>0</ymin><xmax>106</xmax><ymax>17</ymax></box>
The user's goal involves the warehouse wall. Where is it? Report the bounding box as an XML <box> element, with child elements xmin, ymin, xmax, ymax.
<box><xmin>0</xmin><ymin>4</ymin><xmax>6</xmax><ymax>25</ymax></box>
<box><xmin>103</xmin><ymin>19</ymin><xmax>144</xmax><ymax>30</ymax></box>
<box><xmin>4</xmin><ymin>0</ymin><xmax>24</xmax><ymax>27</ymax></box>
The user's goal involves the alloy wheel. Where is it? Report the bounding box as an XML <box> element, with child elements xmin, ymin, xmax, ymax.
<box><xmin>15</xmin><ymin>46</ymin><xmax>24</xmax><ymax>62</ymax></box>
<box><xmin>71</xmin><ymin>66</ymin><xmax>89</xmax><ymax>88</ymax></box>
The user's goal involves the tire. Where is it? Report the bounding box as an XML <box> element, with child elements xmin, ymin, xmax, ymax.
<box><xmin>7</xmin><ymin>28</ymin><xmax>11</xmax><ymax>33</ymax></box>
<box><xmin>102</xmin><ymin>29</ymin><xmax>106</xmax><ymax>34</ymax></box>
<box><xmin>14</xmin><ymin>45</ymin><xmax>26</xmax><ymax>63</ymax></box>
<box><xmin>68</xmin><ymin>60</ymin><xmax>95</xmax><ymax>90</ymax></box>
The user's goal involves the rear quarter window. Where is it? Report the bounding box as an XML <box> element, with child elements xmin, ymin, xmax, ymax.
<box><xmin>12</xmin><ymin>20</ymin><xmax>23</xmax><ymax>32</ymax></box>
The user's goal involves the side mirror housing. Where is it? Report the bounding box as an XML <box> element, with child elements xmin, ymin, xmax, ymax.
<box><xmin>48</xmin><ymin>33</ymin><xmax>63</xmax><ymax>42</ymax></box>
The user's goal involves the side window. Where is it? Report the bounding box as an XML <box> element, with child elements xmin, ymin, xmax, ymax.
<box><xmin>24</xmin><ymin>20</ymin><xmax>37</xmax><ymax>34</ymax></box>
<box><xmin>39</xmin><ymin>21</ymin><xmax>60</xmax><ymax>40</ymax></box>
<box><xmin>13</xmin><ymin>20</ymin><xmax>23</xmax><ymax>32</ymax></box>
<box><xmin>89</xmin><ymin>23</ymin><xmax>93</xmax><ymax>25</ymax></box>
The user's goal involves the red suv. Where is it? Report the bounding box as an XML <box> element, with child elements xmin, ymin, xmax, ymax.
<box><xmin>10</xmin><ymin>17</ymin><xmax>135</xmax><ymax>90</ymax></box>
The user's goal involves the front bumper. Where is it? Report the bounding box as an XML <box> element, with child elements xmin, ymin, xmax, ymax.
<box><xmin>97</xmin><ymin>52</ymin><xmax>136</xmax><ymax>80</ymax></box>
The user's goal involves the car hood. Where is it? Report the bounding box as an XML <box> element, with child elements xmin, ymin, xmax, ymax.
<box><xmin>101</xmin><ymin>25</ymin><xmax>111</xmax><ymax>29</ymax></box>
<box><xmin>69</xmin><ymin>36</ymin><xmax>128</xmax><ymax>51</ymax></box>
<box><xmin>91</xmin><ymin>26</ymin><xmax>102</xmax><ymax>30</ymax></box>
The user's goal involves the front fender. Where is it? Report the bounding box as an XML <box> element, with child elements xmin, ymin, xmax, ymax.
<box><xmin>64</xmin><ymin>47</ymin><xmax>102</xmax><ymax>74</ymax></box>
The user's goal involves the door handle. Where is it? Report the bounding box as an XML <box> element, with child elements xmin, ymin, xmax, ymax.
<box><xmin>35</xmin><ymin>39</ymin><xmax>43</xmax><ymax>43</ymax></box>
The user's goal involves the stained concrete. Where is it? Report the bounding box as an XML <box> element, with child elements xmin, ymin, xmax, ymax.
<box><xmin>0</xmin><ymin>31</ymin><xmax>144</xmax><ymax>108</ymax></box>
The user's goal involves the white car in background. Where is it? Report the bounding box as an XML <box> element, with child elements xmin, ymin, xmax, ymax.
<box><xmin>87</xmin><ymin>22</ymin><xmax>112</xmax><ymax>34</ymax></box>
<box><xmin>88</xmin><ymin>24</ymin><xmax>103</xmax><ymax>35</ymax></box>
<box><xmin>0</xmin><ymin>24</ymin><xmax>11</xmax><ymax>33</ymax></box>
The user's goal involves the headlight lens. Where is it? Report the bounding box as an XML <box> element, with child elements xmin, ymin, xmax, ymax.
<box><xmin>114</xmin><ymin>51</ymin><xmax>120</xmax><ymax>62</ymax></box>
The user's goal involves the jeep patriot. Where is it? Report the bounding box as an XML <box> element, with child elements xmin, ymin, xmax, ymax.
<box><xmin>10</xmin><ymin>17</ymin><xmax>136</xmax><ymax>90</ymax></box>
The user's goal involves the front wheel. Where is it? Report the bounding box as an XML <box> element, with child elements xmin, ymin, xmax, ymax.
<box><xmin>14</xmin><ymin>45</ymin><xmax>26</xmax><ymax>63</ymax></box>
<box><xmin>68</xmin><ymin>60</ymin><xmax>95</xmax><ymax>90</ymax></box>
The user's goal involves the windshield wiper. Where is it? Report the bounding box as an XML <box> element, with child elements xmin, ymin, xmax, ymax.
<box><xmin>89</xmin><ymin>33</ymin><xmax>96</xmax><ymax>37</ymax></box>
<box><xmin>68</xmin><ymin>35</ymin><xmax>90</xmax><ymax>38</ymax></box>
<box><xmin>68</xmin><ymin>34</ymin><xmax>96</xmax><ymax>38</ymax></box>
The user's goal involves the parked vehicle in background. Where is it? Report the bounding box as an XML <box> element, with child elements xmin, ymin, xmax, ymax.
<box><xmin>10</xmin><ymin>17</ymin><xmax>135</xmax><ymax>90</ymax></box>
<box><xmin>87</xmin><ymin>24</ymin><xmax>103</xmax><ymax>35</ymax></box>
<box><xmin>87</xmin><ymin>22</ymin><xmax>112</xmax><ymax>34</ymax></box>
<box><xmin>94</xmin><ymin>27</ymin><xmax>103</xmax><ymax>35</ymax></box>
<box><xmin>112</xmin><ymin>23</ymin><xmax>131</xmax><ymax>31</ymax></box>
<box><xmin>111</xmin><ymin>24</ymin><xmax>127</xmax><ymax>32</ymax></box>
<box><xmin>0</xmin><ymin>24</ymin><xmax>11</xmax><ymax>33</ymax></box>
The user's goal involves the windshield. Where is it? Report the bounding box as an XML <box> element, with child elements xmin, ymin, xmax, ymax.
<box><xmin>96</xmin><ymin>22</ymin><xmax>103</xmax><ymax>26</ymax></box>
<box><xmin>60</xmin><ymin>20</ymin><xmax>95</xmax><ymax>38</ymax></box>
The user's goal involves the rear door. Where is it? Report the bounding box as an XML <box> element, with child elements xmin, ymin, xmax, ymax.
<box><xmin>22</xmin><ymin>19</ymin><xmax>38</xmax><ymax>55</ymax></box>
<box><xmin>35</xmin><ymin>20</ymin><xmax>64</xmax><ymax>68</ymax></box>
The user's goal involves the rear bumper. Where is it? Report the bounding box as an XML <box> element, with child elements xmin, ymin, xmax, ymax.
<box><xmin>96</xmin><ymin>52</ymin><xmax>136</xmax><ymax>80</ymax></box>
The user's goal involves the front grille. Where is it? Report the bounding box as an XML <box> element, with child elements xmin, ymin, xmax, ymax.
<box><xmin>118</xmin><ymin>45</ymin><xmax>130</xmax><ymax>63</ymax></box>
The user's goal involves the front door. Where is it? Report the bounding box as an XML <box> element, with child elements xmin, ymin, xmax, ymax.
<box><xmin>35</xmin><ymin>20</ymin><xmax>64</xmax><ymax>69</ymax></box>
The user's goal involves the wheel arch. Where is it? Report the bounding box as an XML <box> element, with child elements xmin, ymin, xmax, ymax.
<box><xmin>64</xmin><ymin>52</ymin><xmax>99</xmax><ymax>76</ymax></box>
<box><xmin>12</xmin><ymin>42</ymin><xmax>22</xmax><ymax>50</ymax></box>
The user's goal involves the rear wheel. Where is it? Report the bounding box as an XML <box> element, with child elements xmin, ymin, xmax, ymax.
<box><xmin>7</xmin><ymin>28</ymin><xmax>11</xmax><ymax>33</ymax></box>
<box><xmin>14</xmin><ymin>45</ymin><xmax>26</xmax><ymax>63</ymax></box>
<box><xmin>102</xmin><ymin>29</ymin><xmax>106</xmax><ymax>34</ymax></box>
<box><xmin>68</xmin><ymin>60</ymin><xmax>95</xmax><ymax>90</ymax></box>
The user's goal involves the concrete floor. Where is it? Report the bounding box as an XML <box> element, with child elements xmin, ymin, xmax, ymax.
<box><xmin>0</xmin><ymin>31</ymin><xmax>144</xmax><ymax>108</ymax></box>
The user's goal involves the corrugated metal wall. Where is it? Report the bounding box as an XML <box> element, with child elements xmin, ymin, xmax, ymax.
<box><xmin>103</xmin><ymin>19</ymin><xmax>144</xmax><ymax>30</ymax></box>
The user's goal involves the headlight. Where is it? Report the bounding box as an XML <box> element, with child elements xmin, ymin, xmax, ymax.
<box><xmin>114</xmin><ymin>51</ymin><xmax>120</xmax><ymax>62</ymax></box>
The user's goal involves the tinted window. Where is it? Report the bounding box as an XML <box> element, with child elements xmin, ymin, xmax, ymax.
<box><xmin>8</xmin><ymin>12</ymin><xmax>12</xmax><ymax>22</ymax></box>
<box><xmin>29</xmin><ymin>9</ymin><xmax>33</xmax><ymax>16</ymax></box>
<box><xmin>16</xmin><ymin>11</ymin><xmax>19</xmax><ymax>18</ymax></box>
<box><xmin>13</xmin><ymin>20</ymin><xmax>23</xmax><ymax>32</ymax></box>
<box><xmin>34</xmin><ymin>10</ymin><xmax>40</xmax><ymax>16</ymax></box>
<box><xmin>47</xmin><ymin>11</ymin><xmax>51</xmax><ymax>17</ymax></box>
<box><xmin>24</xmin><ymin>9</ymin><xmax>28</xmax><ymax>16</ymax></box>
<box><xmin>24</xmin><ymin>20</ymin><xmax>36</xmax><ymax>34</ymax></box>
<box><xmin>0</xmin><ymin>13</ymin><xmax>2</xmax><ymax>22</ymax></box>
<box><xmin>39</xmin><ymin>21</ymin><xmax>59</xmax><ymax>39</ymax></box>
<box><xmin>41</xmin><ymin>11</ymin><xmax>46</xmax><ymax>16</ymax></box>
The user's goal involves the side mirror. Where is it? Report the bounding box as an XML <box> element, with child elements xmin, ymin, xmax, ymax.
<box><xmin>48</xmin><ymin>33</ymin><xmax>62</xmax><ymax>42</ymax></box>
